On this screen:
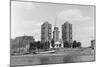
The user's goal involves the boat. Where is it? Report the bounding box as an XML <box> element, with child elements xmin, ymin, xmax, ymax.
<box><xmin>34</xmin><ymin>50</ymin><xmax>56</xmax><ymax>54</ymax></box>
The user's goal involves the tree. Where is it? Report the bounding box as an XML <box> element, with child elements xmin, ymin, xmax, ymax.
<box><xmin>59</xmin><ymin>44</ymin><xmax>61</xmax><ymax>47</ymax></box>
<box><xmin>72</xmin><ymin>40</ymin><xmax>77</xmax><ymax>48</ymax></box>
<box><xmin>29</xmin><ymin>42</ymin><xmax>37</xmax><ymax>51</ymax></box>
<box><xmin>77</xmin><ymin>42</ymin><xmax>81</xmax><ymax>48</ymax></box>
<box><xmin>44</xmin><ymin>41</ymin><xmax>48</xmax><ymax>50</ymax></box>
<box><xmin>48</xmin><ymin>41</ymin><xmax>50</xmax><ymax>49</ymax></box>
<box><xmin>63</xmin><ymin>41</ymin><xmax>70</xmax><ymax>48</ymax></box>
<box><xmin>37</xmin><ymin>41</ymin><xmax>41</xmax><ymax>50</ymax></box>
<box><xmin>29</xmin><ymin>42</ymin><xmax>33</xmax><ymax>51</ymax></box>
<box><xmin>39</xmin><ymin>43</ymin><xmax>44</xmax><ymax>49</ymax></box>
<box><xmin>51</xmin><ymin>40</ymin><xmax>55</xmax><ymax>48</ymax></box>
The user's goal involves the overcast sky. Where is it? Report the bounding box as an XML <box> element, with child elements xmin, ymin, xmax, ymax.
<box><xmin>11</xmin><ymin>1</ymin><xmax>95</xmax><ymax>47</ymax></box>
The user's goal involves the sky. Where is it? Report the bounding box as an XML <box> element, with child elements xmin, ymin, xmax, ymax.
<box><xmin>11</xmin><ymin>1</ymin><xmax>95</xmax><ymax>47</ymax></box>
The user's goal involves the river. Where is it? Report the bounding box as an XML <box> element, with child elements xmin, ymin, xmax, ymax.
<box><xmin>10</xmin><ymin>53</ymin><xmax>95</xmax><ymax>66</ymax></box>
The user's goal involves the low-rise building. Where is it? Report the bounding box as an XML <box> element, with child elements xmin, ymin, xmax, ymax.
<box><xmin>11</xmin><ymin>36</ymin><xmax>35</xmax><ymax>54</ymax></box>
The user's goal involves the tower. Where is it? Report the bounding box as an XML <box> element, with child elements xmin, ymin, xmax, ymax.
<box><xmin>53</xmin><ymin>27</ymin><xmax>59</xmax><ymax>43</ymax></box>
<box><xmin>62</xmin><ymin>21</ymin><xmax>72</xmax><ymax>48</ymax></box>
<box><xmin>41</xmin><ymin>21</ymin><xmax>52</xmax><ymax>43</ymax></box>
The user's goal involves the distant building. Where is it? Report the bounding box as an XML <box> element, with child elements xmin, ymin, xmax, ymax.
<box><xmin>11</xmin><ymin>36</ymin><xmax>35</xmax><ymax>53</ymax></box>
<box><xmin>15</xmin><ymin>36</ymin><xmax>35</xmax><ymax>46</ymax></box>
<box><xmin>53</xmin><ymin>27</ymin><xmax>59</xmax><ymax>42</ymax></box>
<box><xmin>91</xmin><ymin>40</ymin><xmax>95</xmax><ymax>49</ymax></box>
<box><xmin>62</xmin><ymin>21</ymin><xmax>72</xmax><ymax>47</ymax></box>
<box><xmin>53</xmin><ymin>27</ymin><xmax>60</xmax><ymax>48</ymax></box>
<box><xmin>41</xmin><ymin>21</ymin><xmax>52</xmax><ymax>43</ymax></box>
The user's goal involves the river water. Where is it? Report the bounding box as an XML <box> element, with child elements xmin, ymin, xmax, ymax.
<box><xmin>11</xmin><ymin>54</ymin><xmax>95</xmax><ymax>66</ymax></box>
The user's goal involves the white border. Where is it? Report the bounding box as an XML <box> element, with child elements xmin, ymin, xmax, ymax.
<box><xmin>0</xmin><ymin>0</ymin><xmax>98</xmax><ymax>67</ymax></box>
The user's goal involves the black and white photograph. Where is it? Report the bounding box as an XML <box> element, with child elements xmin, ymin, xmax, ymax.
<box><xmin>10</xmin><ymin>0</ymin><xmax>95</xmax><ymax>66</ymax></box>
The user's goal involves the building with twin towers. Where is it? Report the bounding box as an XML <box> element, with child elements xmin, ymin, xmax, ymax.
<box><xmin>41</xmin><ymin>21</ymin><xmax>72</xmax><ymax>48</ymax></box>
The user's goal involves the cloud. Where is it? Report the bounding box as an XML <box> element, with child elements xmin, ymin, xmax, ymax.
<box><xmin>11</xmin><ymin>20</ymin><xmax>42</xmax><ymax>39</ymax></box>
<box><xmin>22</xmin><ymin>2</ymin><xmax>36</xmax><ymax>9</ymax></box>
<box><xmin>58</xmin><ymin>9</ymin><xmax>90</xmax><ymax>22</ymax></box>
<box><xmin>18</xmin><ymin>20</ymin><xmax>41</xmax><ymax>30</ymax></box>
<box><xmin>12</xmin><ymin>1</ymin><xmax>36</xmax><ymax>9</ymax></box>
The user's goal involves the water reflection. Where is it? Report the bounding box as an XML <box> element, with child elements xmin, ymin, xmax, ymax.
<box><xmin>63</xmin><ymin>56</ymin><xmax>74</xmax><ymax>63</ymax></box>
<box><xmin>39</xmin><ymin>55</ymin><xmax>95</xmax><ymax>65</ymax></box>
<box><xmin>40</xmin><ymin>57</ymin><xmax>50</xmax><ymax>64</ymax></box>
<box><xmin>11</xmin><ymin>54</ymin><xmax>95</xmax><ymax>66</ymax></box>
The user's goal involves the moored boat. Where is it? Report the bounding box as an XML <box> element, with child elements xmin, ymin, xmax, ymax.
<box><xmin>34</xmin><ymin>50</ymin><xmax>56</xmax><ymax>54</ymax></box>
